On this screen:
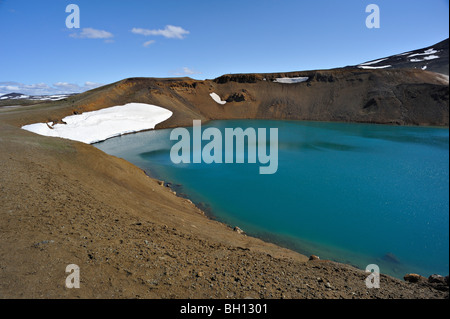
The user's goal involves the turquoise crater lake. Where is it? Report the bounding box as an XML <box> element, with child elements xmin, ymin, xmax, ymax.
<box><xmin>95</xmin><ymin>120</ymin><xmax>449</xmax><ymax>279</ymax></box>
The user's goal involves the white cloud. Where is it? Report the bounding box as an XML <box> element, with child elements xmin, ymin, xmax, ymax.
<box><xmin>131</xmin><ymin>25</ymin><xmax>189</xmax><ymax>39</ymax></box>
<box><xmin>181</xmin><ymin>67</ymin><xmax>199</xmax><ymax>75</ymax></box>
<box><xmin>53</xmin><ymin>82</ymin><xmax>81</xmax><ymax>91</ymax></box>
<box><xmin>0</xmin><ymin>81</ymin><xmax>103</xmax><ymax>96</ymax></box>
<box><xmin>170</xmin><ymin>67</ymin><xmax>202</xmax><ymax>76</ymax></box>
<box><xmin>23</xmin><ymin>83</ymin><xmax>50</xmax><ymax>89</ymax></box>
<box><xmin>70</xmin><ymin>27</ymin><xmax>114</xmax><ymax>39</ymax></box>
<box><xmin>0</xmin><ymin>85</ymin><xmax>20</xmax><ymax>92</ymax></box>
<box><xmin>0</xmin><ymin>82</ymin><xmax>52</xmax><ymax>95</ymax></box>
<box><xmin>84</xmin><ymin>81</ymin><xmax>102</xmax><ymax>89</ymax></box>
<box><xmin>0</xmin><ymin>81</ymin><xmax>20</xmax><ymax>86</ymax></box>
<box><xmin>143</xmin><ymin>40</ymin><xmax>156</xmax><ymax>47</ymax></box>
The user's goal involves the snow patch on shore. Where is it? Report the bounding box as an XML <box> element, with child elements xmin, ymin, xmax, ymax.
<box><xmin>210</xmin><ymin>92</ymin><xmax>227</xmax><ymax>105</ymax></box>
<box><xmin>21</xmin><ymin>103</ymin><xmax>173</xmax><ymax>144</ymax></box>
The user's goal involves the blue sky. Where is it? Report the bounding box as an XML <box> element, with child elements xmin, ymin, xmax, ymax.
<box><xmin>0</xmin><ymin>0</ymin><xmax>448</xmax><ymax>95</ymax></box>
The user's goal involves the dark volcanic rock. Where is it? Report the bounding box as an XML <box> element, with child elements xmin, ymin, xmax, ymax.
<box><xmin>404</xmin><ymin>273</ymin><xmax>427</xmax><ymax>283</ymax></box>
<box><xmin>428</xmin><ymin>274</ymin><xmax>446</xmax><ymax>284</ymax></box>
<box><xmin>353</xmin><ymin>38</ymin><xmax>449</xmax><ymax>75</ymax></box>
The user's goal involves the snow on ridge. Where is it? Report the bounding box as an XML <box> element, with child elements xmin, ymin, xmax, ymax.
<box><xmin>273</xmin><ymin>77</ymin><xmax>309</xmax><ymax>84</ymax></box>
<box><xmin>408</xmin><ymin>48</ymin><xmax>439</xmax><ymax>58</ymax></box>
<box><xmin>28</xmin><ymin>94</ymin><xmax>70</xmax><ymax>101</ymax></box>
<box><xmin>396</xmin><ymin>51</ymin><xmax>413</xmax><ymax>56</ymax></box>
<box><xmin>358</xmin><ymin>58</ymin><xmax>389</xmax><ymax>66</ymax></box>
<box><xmin>0</xmin><ymin>93</ymin><xmax>71</xmax><ymax>101</ymax></box>
<box><xmin>409</xmin><ymin>55</ymin><xmax>440</xmax><ymax>63</ymax></box>
<box><xmin>357</xmin><ymin>65</ymin><xmax>392</xmax><ymax>70</ymax></box>
<box><xmin>10</xmin><ymin>94</ymin><xmax>29</xmax><ymax>99</ymax></box>
<box><xmin>210</xmin><ymin>92</ymin><xmax>226</xmax><ymax>105</ymax></box>
<box><xmin>21</xmin><ymin>103</ymin><xmax>173</xmax><ymax>144</ymax></box>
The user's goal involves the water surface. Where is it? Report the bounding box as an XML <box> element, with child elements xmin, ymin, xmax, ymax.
<box><xmin>95</xmin><ymin>120</ymin><xmax>449</xmax><ymax>278</ymax></box>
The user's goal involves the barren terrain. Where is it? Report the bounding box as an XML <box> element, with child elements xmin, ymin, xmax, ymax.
<box><xmin>0</xmin><ymin>66</ymin><xmax>448</xmax><ymax>299</ymax></box>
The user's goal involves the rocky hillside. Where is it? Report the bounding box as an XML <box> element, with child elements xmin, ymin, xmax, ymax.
<box><xmin>8</xmin><ymin>68</ymin><xmax>447</xmax><ymax>130</ymax></box>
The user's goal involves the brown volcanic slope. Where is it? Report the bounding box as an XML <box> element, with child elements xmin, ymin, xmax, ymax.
<box><xmin>3</xmin><ymin>68</ymin><xmax>448</xmax><ymax>129</ymax></box>
<box><xmin>1</xmin><ymin>112</ymin><xmax>448</xmax><ymax>299</ymax></box>
<box><xmin>0</xmin><ymin>66</ymin><xmax>449</xmax><ymax>298</ymax></box>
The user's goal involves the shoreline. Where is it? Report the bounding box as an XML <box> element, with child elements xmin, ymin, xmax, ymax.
<box><xmin>93</xmin><ymin>119</ymin><xmax>448</xmax><ymax>281</ymax></box>
<box><xmin>127</xmin><ymin>150</ymin><xmax>447</xmax><ymax>281</ymax></box>
<box><xmin>1</xmin><ymin>120</ymin><xmax>448</xmax><ymax>298</ymax></box>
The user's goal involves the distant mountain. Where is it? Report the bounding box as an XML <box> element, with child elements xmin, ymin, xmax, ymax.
<box><xmin>354</xmin><ymin>38</ymin><xmax>449</xmax><ymax>75</ymax></box>
<box><xmin>0</xmin><ymin>92</ymin><xmax>76</xmax><ymax>101</ymax></box>
<box><xmin>0</xmin><ymin>93</ymin><xmax>30</xmax><ymax>100</ymax></box>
